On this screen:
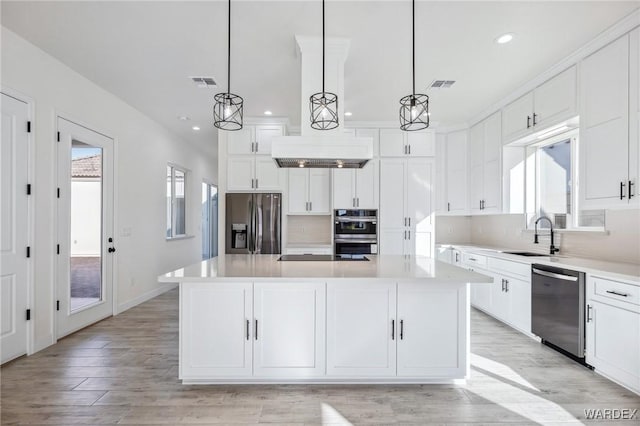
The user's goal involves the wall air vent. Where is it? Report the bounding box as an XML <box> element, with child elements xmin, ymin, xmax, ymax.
<box><xmin>190</xmin><ymin>76</ymin><xmax>217</xmax><ymax>88</ymax></box>
<box><xmin>429</xmin><ymin>80</ymin><xmax>456</xmax><ymax>89</ymax></box>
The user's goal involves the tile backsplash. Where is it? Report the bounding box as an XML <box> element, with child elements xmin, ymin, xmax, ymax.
<box><xmin>287</xmin><ymin>215</ymin><xmax>333</xmax><ymax>244</ymax></box>
<box><xmin>436</xmin><ymin>209</ymin><xmax>640</xmax><ymax>265</ymax></box>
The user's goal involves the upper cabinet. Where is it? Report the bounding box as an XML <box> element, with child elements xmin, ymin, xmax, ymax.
<box><xmin>443</xmin><ymin>130</ymin><xmax>468</xmax><ymax>214</ymax></box>
<box><xmin>579</xmin><ymin>33</ymin><xmax>637</xmax><ymax>208</ymax></box>
<box><xmin>332</xmin><ymin>160</ymin><xmax>379</xmax><ymax>209</ymax></box>
<box><xmin>502</xmin><ymin>66</ymin><xmax>577</xmax><ymax>144</ymax></box>
<box><xmin>468</xmin><ymin>112</ymin><xmax>502</xmax><ymax>214</ymax></box>
<box><xmin>379</xmin><ymin>129</ymin><xmax>435</xmax><ymax>157</ymax></box>
<box><xmin>227</xmin><ymin>125</ymin><xmax>284</xmax><ymax>155</ymax></box>
<box><xmin>287</xmin><ymin>168</ymin><xmax>331</xmax><ymax>215</ymax></box>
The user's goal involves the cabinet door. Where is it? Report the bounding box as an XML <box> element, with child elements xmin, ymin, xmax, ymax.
<box><xmin>534</xmin><ymin>66</ymin><xmax>577</xmax><ymax>129</ymax></box>
<box><xmin>327</xmin><ymin>282</ymin><xmax>396</xmax><ymax>377</ymax></box>
<box><xmin>468</xmin><ymin>164</ymin><xmax>483</xmax><ymax>214</ymax></box>
<box><xmin>502</xmin><ymin>92</ymin><xmax>534</xmax><ymax>143</ymax></box>
<box><xmin>253</xmin><ymin>282</ymin><xmax>325</xmax><ymax>377</ymax></box>
<box><xmin>586</xmin><ymin>300</ymin><xmax>640</xmax><ymax>393</ymax></box>
<box><xmin>379</xmin><ymin>129</ymin><xmax>406</xmax><ymax>157</ymax></box>
<box><xmin>630</xmin><ymin>28</ymin><xmax>640</xmax><ymax>202</ymax></box>
<box><xmin>397</xmin><ymin>283</ymin><xmax>465</xmax><ymax>377</ymax></box>
<box><xmin>409</xmin><ymin>230</ymin><xmax>432</xmax><ymax>258</ymax></box>
<box><xmin>379</xmin><ymin>229</ymin><xmax>406</xmax><ymax>255</ymax></box>
<box><xmin>445</xmin><ymin>130</ymin><xmax>467</xmax><ymax>213</ymax></box>
<box><xmin>254</xmin><ymin>125</ymin><xmax>283</xmax><ymax>155</ymax></box>
<box><xmin>406</xmin><ymin>131</ymin><xmax>435</xmax><ymax>157</ymax></box>
<box><xmin>379</xmin><ymin>159</ymin><xmax>406</xmax><ymax>229</ymax></box>
<box><xmin>308</xmin><ymin>169</ymin><xmax>331</xmax><ymax>213</ymax></box>
<box><xmin>255</xmin><ymin>157</ymin><xmax>283</xmax><ymax>191</ymax></box>
<box><xmin>355</xmin><ymin>160</ymin><xmax>378</xmax><ymax>209</ymax></box>
<box><xmin>288</xmin><ymin>169</ymin><xmax>309</xmax><ymax>214</ymax></box>
<box><xmin>505</xmin><ymin>277</ymin><xmax>531</xmax><ymax>333</ymax></box>
<box><xmin>332</xmin><ymin>169</ymin><xmax>355</xmax><ymax>209</ymax></box>
<box><xmin>489</xmin><ymin>273</ymin><xmax>509</xmax><ymax>322</ymax></box>
<box><xmin>482</xmin><ymin>113</ymin><xmax>502</xmax><ymax>212</ymax></box>
<box><xmin>471</xmin><ymin>275</ymin><xmax>491</xmax><ymax>312</ymax></box>
<box><xmin>483</xmin><ymin>112</ymin><xmax>502</xmax><ymax>164</ymax></box>
<box><xmin>227</xmin><ymin>127</ymin><xmax>255</xmax><ymax>155</ymax></box>
<box><xmin>406</xmin><ymin>159</ymin><xmax>433</xmax><ymax>233</ymax></box>
<box><xmin>356</xmin><ymin>128</ymin><xmax>380</xmax><ymax>157</ymax></box>
<box><xmin>181</xmin><ymin>283</ymin><xmax>252</xmax><ymax>378</ymax></box>
<box><xmin>227</xmin><ymin>157</ymin><xmax>255</xmax><ymax>191</ymax></box>
<box><xmin>580</xmin><ymin>35</ymin><xmax>630</xmax><ymax>207</ymax></box>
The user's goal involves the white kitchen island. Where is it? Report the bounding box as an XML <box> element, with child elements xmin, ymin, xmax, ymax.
<box><xmin>159</xmin><ymin>255</ymin><xmax>492</xmax><ymax>384</ymax></box>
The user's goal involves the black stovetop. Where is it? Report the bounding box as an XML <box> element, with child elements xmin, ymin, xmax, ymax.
<box><xmin>278</xmin><ymin>254</ymin><xmax>370</xmax><ymax>262</ymax></box>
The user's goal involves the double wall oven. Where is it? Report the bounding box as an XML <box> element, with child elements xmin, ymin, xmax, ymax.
<box><xmin>334</xmin><ymin>209</ymin><xmax>378</xmax><ymax>255</ymax></box>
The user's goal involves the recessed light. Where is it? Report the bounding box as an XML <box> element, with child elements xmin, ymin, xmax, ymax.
<box><xmin>192</xmin><ymin>126</ymin><xmax>200</xmax><ymax>131</ymax></box>
<box><xmin>496</xmin><ymin>33</ymin><xmax>514</xmax><ymax>44</ymax></box>
<box><xmin>264</xmin><ymin>110</ymin><xmax>273</xmax><ymax>116</ymax></box>
<box><xmin>178</xmin><ymin>115</ymin><xmax>190</xmax><ymax>121</ymax></box>
<box><xmin>345</xmin><ymin>111</ymin><xmax>353</xmax><ymax>117</ymax></box>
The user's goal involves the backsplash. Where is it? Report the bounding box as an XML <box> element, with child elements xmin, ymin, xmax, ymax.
<box><xmin>436</xmin><ymin>209</ymin><xmax>640</xmax><ymax>265</ymax></box>
<box><xmin>287</xmin><ymin>215</ymin><xmax>332</xmax><ymax>244</ymax></box>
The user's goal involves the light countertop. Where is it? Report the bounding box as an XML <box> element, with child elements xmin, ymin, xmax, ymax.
<box><xmin>438</xmin><ymin>243</ymin><xmax>640</xmax><ymax>284</ymax></box>
<box><xmin>159</xmin><ymin>254</ymin><xmax>493</xmax><ymax>284</ymax></box>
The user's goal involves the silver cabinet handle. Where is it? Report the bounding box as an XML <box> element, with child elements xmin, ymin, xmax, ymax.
<box><xmin>404</xmin><ymin>230</ymin><xmax>407</xmax><ymax>240</ymax></box>
<box><xmin>255</xmin><ymin>179</ymin><xmax>258</xmax><ymax>189</ymax></box>
<box><xmin>356</xmin><ymin>198</ymin><xmax>359</xmax><ymax>207</ymax></box>
<box><xmin>255</xmin><ymin>319</ymin><xmax>258</xmax><ymax>340</ymax></box>
<box><xmin>505</xmin><ymin>279</ymin><xmax>509</xmax><ymax>292</ymax></box>
<box><xmin>408</xmin><ymin>144</ymin><xmax>411</xmax><ymax>155</ymax></box>
<box><xmin>586</xmin><ymin>304</ymin><xmax>593</xmax><ymax>322</ymax></box>
<box><xmin>408</xmin><ymin>217</ymin><xmax>410</xmax><ymax>226</ymax></box>
<box><xmin>501</xmin><ymin>279</ymin><xmax>505</xmax><ymax>292</ymax></box>
<box><xmin>399</xmin><ymin>319</ymin><xmax>404</xmax><ymax>340</ymax></box>
<box><xmin>246</xmin><ymin>319</ymin><xmax>250</xmax><ymax>340</ymax></box>
<box><xmin>309</xmin><ymin>201</ymin><xmax>312</xmax><ymax>211</ymax></box>
<box><xmin>391</xmin><ymin>319</ymin><xmax>395</xmax><ymax>340</ymax></box>
<box><xmin>606</xmin><ymin>290</ymin><xmax>629</xmax><ymax>297</ymax></box>
<box><xmin>407</xmin><ymin>230</ymin><xmax>410</xmax><ymax>240</ymax></box>
<box><xmin>532</xmin><ymin>268</ymin><xmax>578</xmax><ymax>282</ymax></box>
<box><xmin>404</xmin><ymin>217</ymin><xmax>407</xmax><ymax>226</ymax></box>
<box><xmin>403</xmin><ymin>145</ymin><xmax>407</xmax><ymax>155</ymax></box>
<box><xmin>255</xmin><ymin>141</ymin><xmax>259</xmax><ymax>152</ymax></box>
<box><xmin>469</xmin><ymin>257</ymin><xmax>477</xmax><ymax>262</ymax></box>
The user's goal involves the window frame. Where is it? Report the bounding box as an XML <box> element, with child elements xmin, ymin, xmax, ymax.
<box><xmin>166</xmin><ymin>163</ymin><xmax>188</xmax><ymax>239</ymax></box>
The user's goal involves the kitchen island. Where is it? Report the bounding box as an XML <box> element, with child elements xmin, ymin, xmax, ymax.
<box><xmin>159</xmin><ymin>255</ymin><xmax>492</xmax><ymax>384</ymax></box>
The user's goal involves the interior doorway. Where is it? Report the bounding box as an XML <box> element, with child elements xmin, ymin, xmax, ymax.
<box><xmin>202</xmin><ymin>182</ymin><xmax>218</xmax><ymax>259</ymax></box>
<box><xmin>56</xmin><ymin>117</ymin><xmax>114</xmax><ymax>338</ymax></box>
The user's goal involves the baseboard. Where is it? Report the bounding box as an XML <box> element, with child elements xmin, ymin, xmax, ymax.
<box><xmin>32</xmin><ymin>334</ymin><xmax>56</xmax><ymax>354</ymax></box>
<box><xmin>116</xmin><ymin>283</ymin><xmax>177</xmax><ymax>315</ymax></box>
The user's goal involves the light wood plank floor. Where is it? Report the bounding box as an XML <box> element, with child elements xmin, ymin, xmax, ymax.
<box><xmin>2</xmin><ymin>288</ymin><xmax>639</xmax><ymax>425</ymax></box>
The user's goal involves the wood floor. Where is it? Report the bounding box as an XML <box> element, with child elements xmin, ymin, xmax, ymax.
<box><xmin>2</xmin><ymin>288</ymin><xmax>639</xmax><ymax>425</ymax></box>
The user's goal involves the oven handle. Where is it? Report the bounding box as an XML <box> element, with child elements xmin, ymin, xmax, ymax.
<box><xmin>532</xmin><ymin>268</ymin><xmax>578</xmax><ymax>282</ymax></box>
<box><xmin>335</xmin><ymin>217</ymin><xmax>377</xmax><ymax>223</ymax></box>
<box><xmin>334</xmin><ymin>239</ymin><xmax>377</xmax><ymax>244</ymax></box>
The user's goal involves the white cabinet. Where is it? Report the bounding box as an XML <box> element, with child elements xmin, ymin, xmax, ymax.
<box><xmin>468</xmin><ymin>112</ymin><xmax>502</xmax><ymax>214</ymax></box>
<box><xmin>379</xmin><ymin>158</ymin><xmax>434</xmax><ymax>256</ymax></box>
<box><xmin>631</xmin><ymin>28</ymin><xmax>640</xmax><ymax>201</ymax></box>
<box><xmin>181</xmin><ymin>283</ymin><xmax>253</xmax><ymax>379</ymax></box>
<box><xmin>327</xmin><ymin>282</ymin><xmax>397</xmax><ymax>377</ymax></box>
<box><xmin>505</xmin><ymin>276</ymin><xmax>531</xmax><ymax>333</ymax></box>
<box><xmin>397</xmin><ymin>283</ymin><xmax>466</xmax><ymax>377</ymax></box>
<box><xmin>354</xmin><ymin>128</ymin><xmax>380</xmax><ymax>157</ymax></box>
<box><xmin>332</xmin><ymin>160</ymin><xmax>378</xmax><ymax>209</ymax></box>
<box><xmin>501</xmin><ymin>66</ymin><xmax>577</xmax><ymax>144</ymax></box>
<box><xmin>443</xmin><ymin>130</ymin><xmax>467</xmax><ymax>214</ymax></box>
<box><xmin>580</xmin><ymin>34</ymin><xmax>635</xmax><ymax>208</ymax></box>
<box><xmin>287</xmin><ymin>169</ymin><xmax>331</xmax><ymax>214</ymax></box>
<box><xmin>227</xmin><ymin>125</ymin><xmax>284</xmax><ymax>155</ymax></box>
<box><xmin>227</xmin><ymin>156</ymin><xmax>284</xmax><ymax>191</ymax></box>
<box><xmin>253</xmin><ymin>282</ymin><xmax>325</xmax><ymax>378</ymax></box>
<box><xmin>380</xmin><ymin>129</ymin><xmax>435</xmax><ymax>157</ymax></box>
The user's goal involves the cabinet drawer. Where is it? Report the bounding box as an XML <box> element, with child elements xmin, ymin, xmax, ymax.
<box><xmin>463</xmin><ymin>253</ymin><xmax>487</xmax><ymax>268</ymax></box>
<box><xmin>592</xmin><ymin>276</ymin><xmax>640</xmax><ymax>306</ymax></box>
<box><xmin>488</xmin><ymin>257</ymin><xmax>530</xmax><ymax>279</ymax></box>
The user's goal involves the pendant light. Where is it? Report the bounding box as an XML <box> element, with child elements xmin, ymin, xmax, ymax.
<box><xmin>399</xmin><ymin>0</ymin><xmax>429</xmax><ymax>131</ymax></box>
<box><xmin>214</xmin><ymin>0</ymin><xmax>243</xmax><ymax>131</ymax></box>
<box><xmin>309</xmin><ymin>0</ymin><xmax>339</xmax><ymax>130</ymax></box>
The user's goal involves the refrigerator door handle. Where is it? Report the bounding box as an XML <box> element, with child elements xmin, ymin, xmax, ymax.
<box><xmin>249</xmin><ymin>196</ymin><xmax>256</xmax><ymax>254</ymax></box>
<box><xmin>256</xmin><ymin>200</ymin><xmax>263</xmax><ymax>254</ymax></box>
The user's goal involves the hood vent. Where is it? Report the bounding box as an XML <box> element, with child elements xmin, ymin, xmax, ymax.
<box><xmin>275</xmin><ymin>158</ymin><xmax>368</xmax><ymax>169</ymax></box>
<box><xmin>272</xmin><ymin>136</ymin><xmax>373</xmax><ymax>169</ymax></box>
<box><xmin>430</xmin><ymin>80</ymin><xmax>455</xmax><ymax>89</ymax></box>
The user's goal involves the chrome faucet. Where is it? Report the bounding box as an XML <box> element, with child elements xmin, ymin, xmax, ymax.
<box><xmin>534</xmin><ymin>216</ymin><xmax>560</xmax><ymax>255</ymax></box>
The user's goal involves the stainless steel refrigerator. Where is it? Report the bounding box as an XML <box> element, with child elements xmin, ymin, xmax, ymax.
<box><xmin>225</xmin><ymin>193</ymin><xmax>281</xmax><ymax>254</ymax></box>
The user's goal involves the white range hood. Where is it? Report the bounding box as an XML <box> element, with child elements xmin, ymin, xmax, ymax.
<box><xmin>272</xmin><ymin>35</ymin><xmax>373</xmax><ymax>168</ymax></box>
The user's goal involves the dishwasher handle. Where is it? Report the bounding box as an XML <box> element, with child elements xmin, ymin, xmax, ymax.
<box><xmin>532</xmin><ymin>268</ymin><xmax>578</xmax><ymax>282</ymax></box>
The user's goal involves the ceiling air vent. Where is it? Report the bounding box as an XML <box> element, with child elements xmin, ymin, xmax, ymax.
<box><xmin>429</xmin><ymin>80</ymin><xmax>456</xmax><ymax>89</ymax></box>
<box><xmin>190</xmin><ymin>76</ymin><xmax>217</xmax><ymax>88</ymax></box>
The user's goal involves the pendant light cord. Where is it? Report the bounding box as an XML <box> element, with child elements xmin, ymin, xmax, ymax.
<box><xmin>227</xmin><ymin>0</ymin><xmax>231</xmax><ymax>95</ymax></box>
<box><xmin>412</xmin><ymin>0</ymin><xmax>415</xmax><ymax>97</ymax></box>
<box><xmin>322</xmin><ymin>0</ymin><xmax>325</xmax><ymax>94</ymax></box>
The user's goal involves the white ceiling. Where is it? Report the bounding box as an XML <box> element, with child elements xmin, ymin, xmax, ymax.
<box><xmin>2</xmin><ymin>1</ymin><xmax>638</xmax><ymax>156</ymax></box>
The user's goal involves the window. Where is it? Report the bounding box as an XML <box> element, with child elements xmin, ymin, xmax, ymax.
<box><xmin>525</xmin><ymin>130</ymin><xmax>605</xmax><ymax>230</ymax></box>
<box><xmin>167</xmin><ymin>165</ymin><xmax>187</xmax><ymax>238</ymax></box>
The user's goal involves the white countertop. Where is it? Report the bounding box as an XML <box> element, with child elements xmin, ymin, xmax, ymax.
<box><xmin>159</xmin><ymin>255</ymin><xmax>493</xmax><ymax>283</ymax></box>
<box><xmin>438</xmin><ymin>243</ymin><xmax>640</xmax><ymax>284</ymax></box>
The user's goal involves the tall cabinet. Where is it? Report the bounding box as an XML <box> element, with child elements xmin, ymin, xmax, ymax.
<box><xmin>468</xmin><ymin>112</ymin><xmax>502</xmax><ymax>214</ymax></box>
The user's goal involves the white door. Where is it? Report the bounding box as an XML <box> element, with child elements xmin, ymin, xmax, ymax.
<box><xmin>406</xmin><ymin>131</ymin><xmax>435</xmax><ymax>157</ymax></box>
<box><xmin>355</xmin><ymin>160</ymin><xmax>378</xmax><ymax>209</ymax></box>
<box><xmin>356</xmin><ymin>128</ymin><xmax>380</xmax><ymax>157</ymax></box>
<box><xmin>397</xmin><ymin>284</ymin><xmax>464</xmax><ymax>377</ymax></box>
<box><xmin>379</xmin><ymin>159</ymin><xmax>406</xmax><ymax>229</ymax></box>
<box><xmin>253</xmin><ymin>282</ymin><xmax>325</xmax><ymax>377</ymax></box>
<box><xmin>227</xmin><ymin>157</ymin><xmax>254</xmax><ymax>191</ymax></box>
<box><xmin>1</xmin><ymin>93</ymin><xmax>30</xmax><ymax>363</ymax></box>
<box><xmin>327</xmin><ymin>282</ymin><xmax>396</xmax><ymax>376</ymax></box>
<box><xmin>181</xmin><ymin>282</ymin><xmax>252</xmax><ymax>379</ymax></box>
<box><xmin>631</xmin><ymin>28</ymin><xmax>640</xmax><ymax>202</ymax></box>
<box><xmin>308</xmin><ymin>169</ymin><xmax>330</xmax><ymax>213</ymax></box>
<box><xmin>379</xmin><ymin>129</ymin><xmax>405</xmax><ymax>157</ymax></box>
<box><xmin>445</xmin><ymin>131</ymin><xmax>467</xmax><ymax>213</ymax></box>
<box><xmin>287</xmin><ymin>169</ymin><xmax>309</xmax><ymax>214</ymax></box>
<box><xmin>505</xmin><ymin>276</ymin><xmax>531</xmax><ymax>333</ymax></box>
<box><xmin>254</xmin><ymin>157</ymin><xmax>282</xmax><ymax>191</ymax></box>
<box><xmin>332</xmin><ymin>169</ymin><xmax>355</xmax><ymax>209</ymax></box>
<box><xmin>56</xmin><ymin>118</ymin><xmax>114</xmax><ymax>338</ymax></box>
<box><xmin>379</xmin><ymin>229</ymin><xmax>406</xmax><ymax>255</ymax></box>
<box><xmin>254</xmin><ymin>125</ymin><xmax>283</xmax><ymax>155</ymax></box>
<box><xmin>533</xmin><ymin>66</ymin><xmax>577</xmax><ymax>129</ymax></box>
<box><xmin>227</xmin><ymin>126</ymin><xmax>255</xmax><ymax>155</ymax></box>
<box><xmin>471</xmin><ymin>276</ymin><xmax>491</xmax><ymax>312</ymax></box>
<box><xmin>489</xmin><ymin>273</ymin><xmax>509</xmax><ymax>322</ymax></box>
<box><xmin>502</xmin><ymin>92</ymin><xmax>534</xmax><ymax>143</ymax></box>
<box><xmin>406</xmin><ymin>159</ymin><xmax>433</xmax><ymax>233</ymax></box>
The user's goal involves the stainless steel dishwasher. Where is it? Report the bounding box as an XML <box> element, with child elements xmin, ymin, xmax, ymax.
<box><xmin>531</xmin><ymin>264</ymin><xmax>587</xmax><ymax>362</ymax></box>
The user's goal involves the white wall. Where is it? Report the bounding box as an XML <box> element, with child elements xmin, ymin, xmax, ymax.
<box><xmin>1</xmin><ymin>27</ymin><xmax>217</xmax><ymax>353</ymax></box>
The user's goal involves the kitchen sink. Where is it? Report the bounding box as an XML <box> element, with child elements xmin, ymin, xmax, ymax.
<box><xmin>502</xmin><ymin>251</ymin><xmax>548</xmax><ymax>257</ymax></box>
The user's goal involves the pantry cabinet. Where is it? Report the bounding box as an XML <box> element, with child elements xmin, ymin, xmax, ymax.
<box><xmin>468</xmin><ymin>112</ymin><xmax>502</xmax><ymax>214</ymax></box>
<box><xmin>443</xmin><ymin>130</ymin><xmax>468</xmax><ymax>214</ymax></box>
<box><xmin>379</xmin><ymin>129</ymin><xmax>435</xmax><ymax>157</ymax></box>
<box><xmin>332</xmin><ymin>160</ymin><xmax>378</xmax><ymax>209</ymax></box>
<box><xmin>227</xmin><ymin>156</ymin><xmax>284</xmax><ymax>191</ymax></box>
<box><xmin>227</xmin><ymin>125</ymin><xmax>284</xmax><ymax>155</ymax></box>
<box><xmin>287</xmin><ymin>168</ymin><xmax>331</xmax><ymax>214</ymax></box>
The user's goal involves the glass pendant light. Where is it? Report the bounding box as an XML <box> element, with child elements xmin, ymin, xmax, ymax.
<box><xmin>399</xmin><ymin>0</ymin><xmax>429</xmax><ymax>131</ymax></box>
<box><xmin>214</xmin><ymin>0</ymin><xmax>243</xmax><ymax>131</ymax></box>
<box><xmin>310</xmin><ymin>0</ymin><xmax>339</xmax><ymax>130</ymax></box>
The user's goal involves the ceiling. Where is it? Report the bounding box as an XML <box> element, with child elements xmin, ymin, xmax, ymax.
<box><xmin>2</xmin><ymin>1</ymin><xmax>638</xmax><ymax>156</ymax></box>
